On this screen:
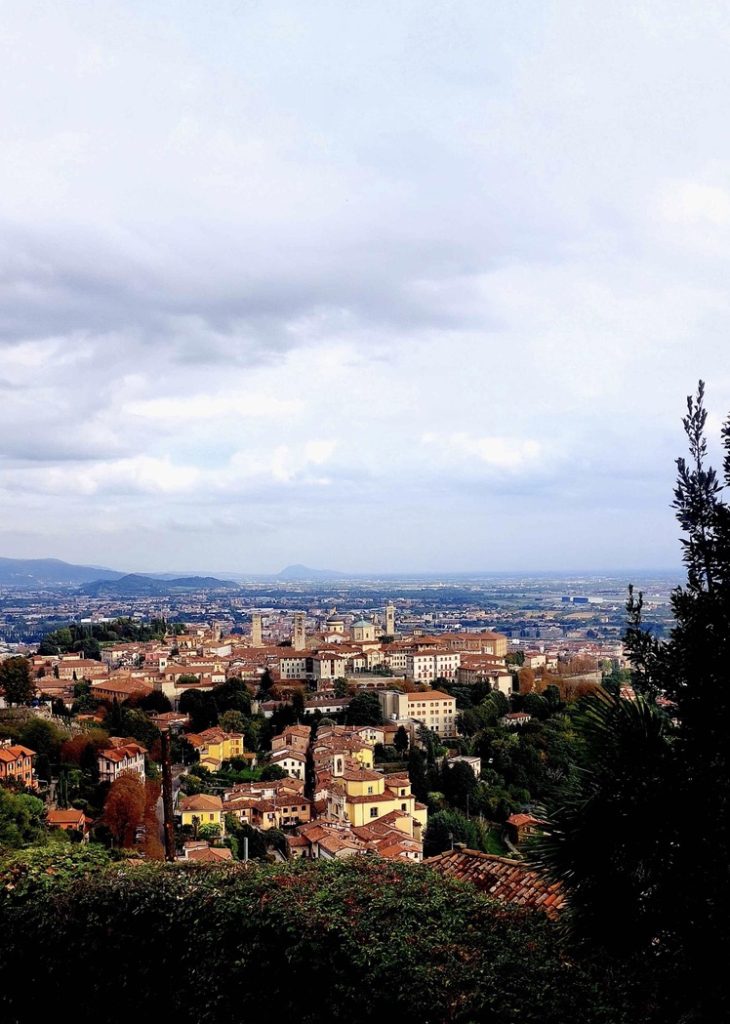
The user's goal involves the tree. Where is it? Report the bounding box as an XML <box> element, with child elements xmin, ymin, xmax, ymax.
<box><xmin>532</xmin><ymin>691</ymin><xmax>674</xmax><ymax>953</ymax></box>
<box><xmin>224</xmin><ymin>814</ymin><xmax>268</xmax><ymax>860</ymax></box>
<box><xmin>394</xmin><ymin>725</ymin><xmax>409</xmax><ymax>755</ymax></box>
<box><xmin>258</xmin><ymin>668</ymin><xmax>274</xmax><ymax>696</ymax></box>
<box><xmin>219</xmin><ymin>710</ymin><xmax>247</xmax><ymax>735</ymax></box>
<box><xmin>518</xmin><ymin>666</ymin><xmax>535</xmax><ymax>694</ymax></box>
<box><xmin>522</xmin><ymin>693</ymin><xmax>549</xmax><ymax>720</ymax></box>
<box><xmin>441</xmin><ymin>758</ymin><xmax>478</xmax><ymax>812</ymax></box>
<box><xmin>407</xmin><ymin>745</ymin><xmax>429</xmax><ymax>803</ymax></box>
<box><xmin>178</xmin><ymin>689</ymin><xmax>218</xmax><ymax>732</ymax></box>
<box><xmin>333</xmin><ymin>677</ymin><xmax>349</xmax><ymax>697</ymax></box>
<box><xmin>0</xmin><ymin>657</ymin><xmax>34</xmax><ymax>705</ymax></box>
<box><xmin>18</xmin><ymin>718</ymin><xmax>68</xmax><ymax>781</ymax></box>
<box><xmin>212</xmin><ymin>678</ymin><xmax>252</xmax><ymax>717</ymax></box>
<box><xmin>417</xmin><ymin>725</ymin><xmax>443</xmax><ymax>766</ymax></box>
<box><xmin>138</xmin><ymin>690</ymin><xmax>173</xmax><ymax>714</ymax></box>
<box><xmin>0</xmin><ymin>788</ymin><xmax>46</xmax><ymax>848</ymax></box>
<box><xmin>102</xmin><ymin>771</ymin><xmax>146</xmax><ymax>848</ymax></box>
<box><xmin>423</xmin><ymin>809</ymin><xmax>481</xmax><ymax>857</ymax></box>
<box><xmin>198</xmin><ymin>822</ymin><xmax>221</xmax><ymax>841</ymax></box>
<box><xmin>345</xmin><ymin>692</ymin><xmax>382</xmax><ymax>726</ymax></box>
<box><xmin>533</xmin><ymin>383</ymin><xmax>730</xmax><ymax>1022</ymax></box>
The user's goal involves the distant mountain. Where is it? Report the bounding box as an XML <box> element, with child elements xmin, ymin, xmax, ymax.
<box><xmin>81</xmin><ymin>573</ymin><xmax>239</xmax><ymax>597</ymax></box>
<box><xmin>277</xmin><ymin>564</ymin><xmax>349</xmax><ymax>580</ymax></box>
<box><xmin>0</xmin><ymin>557</ymin><xmax>123</xmax><ymax>587</ymax></box>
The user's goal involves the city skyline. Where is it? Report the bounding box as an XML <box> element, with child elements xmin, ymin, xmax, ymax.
<box><xmin>2</xmin><ymin>2</ymin><xmax>730</xmax><ymax>572</ymax></box>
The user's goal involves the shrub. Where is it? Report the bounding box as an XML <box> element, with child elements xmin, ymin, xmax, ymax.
<box><xmin>0</xmin><ymin>851</ymin><xmax>630</xmax><ymax>1024</ymax></box>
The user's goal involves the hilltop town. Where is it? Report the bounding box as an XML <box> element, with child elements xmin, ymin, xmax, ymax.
<box><xmin>0</xmin><ymin>593</ymin><xmax>629</xmax><ymax>886</ymax></box>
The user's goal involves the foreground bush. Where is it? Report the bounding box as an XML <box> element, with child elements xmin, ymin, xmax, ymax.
<box><xmin>0</xmin><ymin>850</ymin><xmax>628</xmax><ymax>1024</ymax></box>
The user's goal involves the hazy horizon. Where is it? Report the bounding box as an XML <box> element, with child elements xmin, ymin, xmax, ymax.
<box><xmin>0</xmin><ymin>552</ymin><xmax>685</xmax><ymax>581</ymax></box>
<box><xmin>2</xmin><ymin>2</ymin><xmax>729</xmax><ymax>572</ymax></box>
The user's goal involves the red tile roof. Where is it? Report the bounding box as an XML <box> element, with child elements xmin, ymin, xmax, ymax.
<box><xmin>425</xmin><ymin>848</ymin><xmax>566</xmax><ymax>919</ymax></box>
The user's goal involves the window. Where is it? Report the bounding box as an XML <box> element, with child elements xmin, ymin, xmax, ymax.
<box><xmin>367</xmin><ymin>785</ymin><xmax>373</xmax><ymax>794</ymax></box>
<box><xmin>370</xmin><ymin>807</ymin><xmax>379</xmax><ymax>818</ymax></box>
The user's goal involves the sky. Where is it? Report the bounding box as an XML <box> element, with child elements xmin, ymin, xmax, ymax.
<box><xmin>1</xmin><ymin>0</ymin><xmax>730</xmax><ymax>574</ymax></box>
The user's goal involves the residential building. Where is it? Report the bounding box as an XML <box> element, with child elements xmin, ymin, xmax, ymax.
<box><xmin>0</xmin><ymin>743</ymin><xmax>36</xmax><ymax>789</ymax></box>
<box><xmin>179</xmin><ymin>794</ymin><xmax>225</xmax><ymax>834</ymax></box>
<box><xmin>405</xmin><ymin>650</ymin><xmax>461</xmax><ymax>683</ymax></box>
<box><xmin>327</xmin><ymin>767</ymin><xmax>427</xmax><ymax>837</ymax></box>
<box><xmin>46</xmin><ymin>807</ymin><xmax>89</xmax><ymax>840</ymax></box>
<box><xmin>97</xmin><ymin>740</ymin><xmax>146</xmax><ymax>785</ymax></box>
<box><xmin>378</xmin><ymin>689</ymin><xmax>458</xmax><ymax>737</ymax></box>
<box><xmin>185</xmin><ymin>727</ymin><xmax>246</xmax><ymax>771</ymax></box>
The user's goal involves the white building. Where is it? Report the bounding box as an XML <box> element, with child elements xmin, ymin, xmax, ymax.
<box><xmin>97</xmin><ymin>742</ymin><xmax>146</xmax><ymax>785</ymax></box>
<box><xmin>378</xmin><ymin>689</ymin><xmax>458</xmax><ymax>737</ymax></box>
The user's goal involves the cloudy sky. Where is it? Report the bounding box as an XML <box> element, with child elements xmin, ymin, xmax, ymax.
<box><xmin>1</xmin><ymin>1</ymin><xmax>730</xmax><ymax>574</ymax></box>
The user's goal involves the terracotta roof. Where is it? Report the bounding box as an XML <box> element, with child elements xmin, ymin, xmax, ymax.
<box><xmin>98</xmin><ymin>743</ymin><xmax>146</xmax><ymax>763</ymax></box>
<box><xmin>179</xmin><ymin>794</ymin><xmax>223</xmax><ymax>812</ymax></box>
<box><xmin>47</xmin><ymin>808</ymin><xmax>85</xmax><ymax>826</ymax></box>
<box><xmin>425</xmin><ymin>848</ymin><xmax>565</xmax><ymax>919</ymax></box>
<box><xmin>185</xmin><ymin>845</ymin><xmax>233</xmax><ymax>862</ymax></box>
<box><xmin>507</xmin><ymin>813</ymin><xmax>544</xmax><ymax>829</ymax></box>
<box><xmin>0</xmin><ymin>745</ymin><xmax>35</xmax><ymax>762</ymax></box>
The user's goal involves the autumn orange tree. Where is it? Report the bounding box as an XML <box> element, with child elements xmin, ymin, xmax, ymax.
<box><xmin>102</xmin><ymin>771</ymin><xmax>146</xmax><ymax>848</ymax></box>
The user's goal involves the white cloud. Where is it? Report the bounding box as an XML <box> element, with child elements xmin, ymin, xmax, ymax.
<box><xmin>124</xmin><ymin>393</ymin><xmax>302</xmax><ymax>422</ymax></box>
<box><xmin>422</xmin><ymin>433</ymin><xmax>544</xmax><ymax>471</ymax></box>
<box><xmin>2</xmin><ymin>1</ymin><xmax>730</xmax><ymax>570</ymax></box>
<box><xmin>658</xmin><ymin>181</ymin><xmax>730</xmax><ymax>227</ymax></box>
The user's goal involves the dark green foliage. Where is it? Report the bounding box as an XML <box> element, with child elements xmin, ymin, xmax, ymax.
<box><xmin>522</xmin><ymin>693</ymin><xmax>549</xmax><ymax>719</ymax></box>
<box><xmin>178</xmin><ymin>688</ymin><xmax>218</xmax><ymax>731</ymax></box>
<box><xmin>224</xmin><ymin>814</ymin><xmax>268</xmax><ymax>859</ymax></box>
<box><xmin>0</xmin><ymin>789</ymin><xmax>46</xmax><ymax>849</ymax></box>
<box><xmin>407</xmin><ymin>745</ymin><xmax>429</xmax><ymax>803</ymax></box>
<box><xmin>424</xmin><ymin>809</ymin><xmax>481</xmax><ymax>856</ymax></box>
<box><xmin>0</xmin><ymin>658</ymin><xmax>34</xmax><ymax>705</ymax></box>
<box><xmin>393</xmin><ymin>725</ymin><xmax>409</xmax><ymax>754</ymax></box>
<box><xmin>344</xmin><ymin>691</ymin><xmax>382</xmax><ymax>726</ymax></box>
<box><xmin>258</xmin><ymin>667</ymin><xmax>274</xmax><ymax>694</ymax></box>
<box><xmin>532</xmin><ymin>691</ymin><xmax>674</xmax><ymax>953</ymax></box>
<box><xmin>533</xmin><ymin>383</ymin><xmax>730</xmax><ymax>1022</ymax></box>
<box><xmin>0</xmin><ymin>853</ymin><xmax>630</xmax><ymax>1024</ymax></box>
<box><xmin>105</xmin><ymin>702</ymin><xmax>159</xmax><ymax>748</ymax></box>
<box><xmin>38</xmin><ymin>617</ymin><xmax>167</xmax><ymax>657</ymax></box>
<box><xmin>16</xmin><ymin>718</ymin><xmax>68</xmax><ymax>781</ymax></box>
<box><xmin>138</xmin><ymin>689</ymin><xmax>173</xmax><ymax>713</ymax></box>
<box><xmin>0</xmin><ymin>844</ymin><xmax>112</xmax><ymax>894</ymax></box>
<box><xmin>440</xmin><ymin>758</ymin><xmax>477</xmax><ymax>812</ymax></box>
<box><xmin>211</xmin><ymin>677</ymin><xmax>252</xmax><ymax>717</ymax></box>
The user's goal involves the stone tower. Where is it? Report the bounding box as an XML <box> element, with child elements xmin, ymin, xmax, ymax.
<box><xmin>292</xmin><ymin>612</ymin><xmax>306</xmax><ymax>651</ymax></box>
<box><xmin>251</xmin><ymin>612</ymin><xmax>263</xmax><ymax>647</ymax></box>
<box><xmin>385</xmin><ymin>602</ymin><xmax>396</xmax><ymax>636</ymax></box>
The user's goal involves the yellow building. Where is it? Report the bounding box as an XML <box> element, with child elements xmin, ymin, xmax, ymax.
<box><xmin>327</xmin><ymin>768</ymin><xmax>427</xmax><ymax>837</ymax></box>
<box><xmin>185</xmin><ymin>728</ymin><xmax>246</xmax><ymax>771</ymax></box>
<box><xmin>179</xmin><ymin>794</ymin><xmax>224</xmax><ymax>834</ymax></box>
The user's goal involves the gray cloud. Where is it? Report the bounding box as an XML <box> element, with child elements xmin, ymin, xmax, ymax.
<box><xmin>0</xmin><ymin>1</ymin><xmax>728</xmax><ymax>571</ymax></box>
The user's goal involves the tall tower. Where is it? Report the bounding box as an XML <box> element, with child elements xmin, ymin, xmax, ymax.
<box><xmin>293</xmin><ymin>612</ymin><xmax>306</xmax><ymax>651</ymax></box>
<box><xmin>385</xmin><ymin>602</ymin><xmax>396</xmax><ymax>636</ymax></box>
<box><xmin>251</xmin><ymin>613</ymin><xmax>263</xmax><ymax>647</ymax></box>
